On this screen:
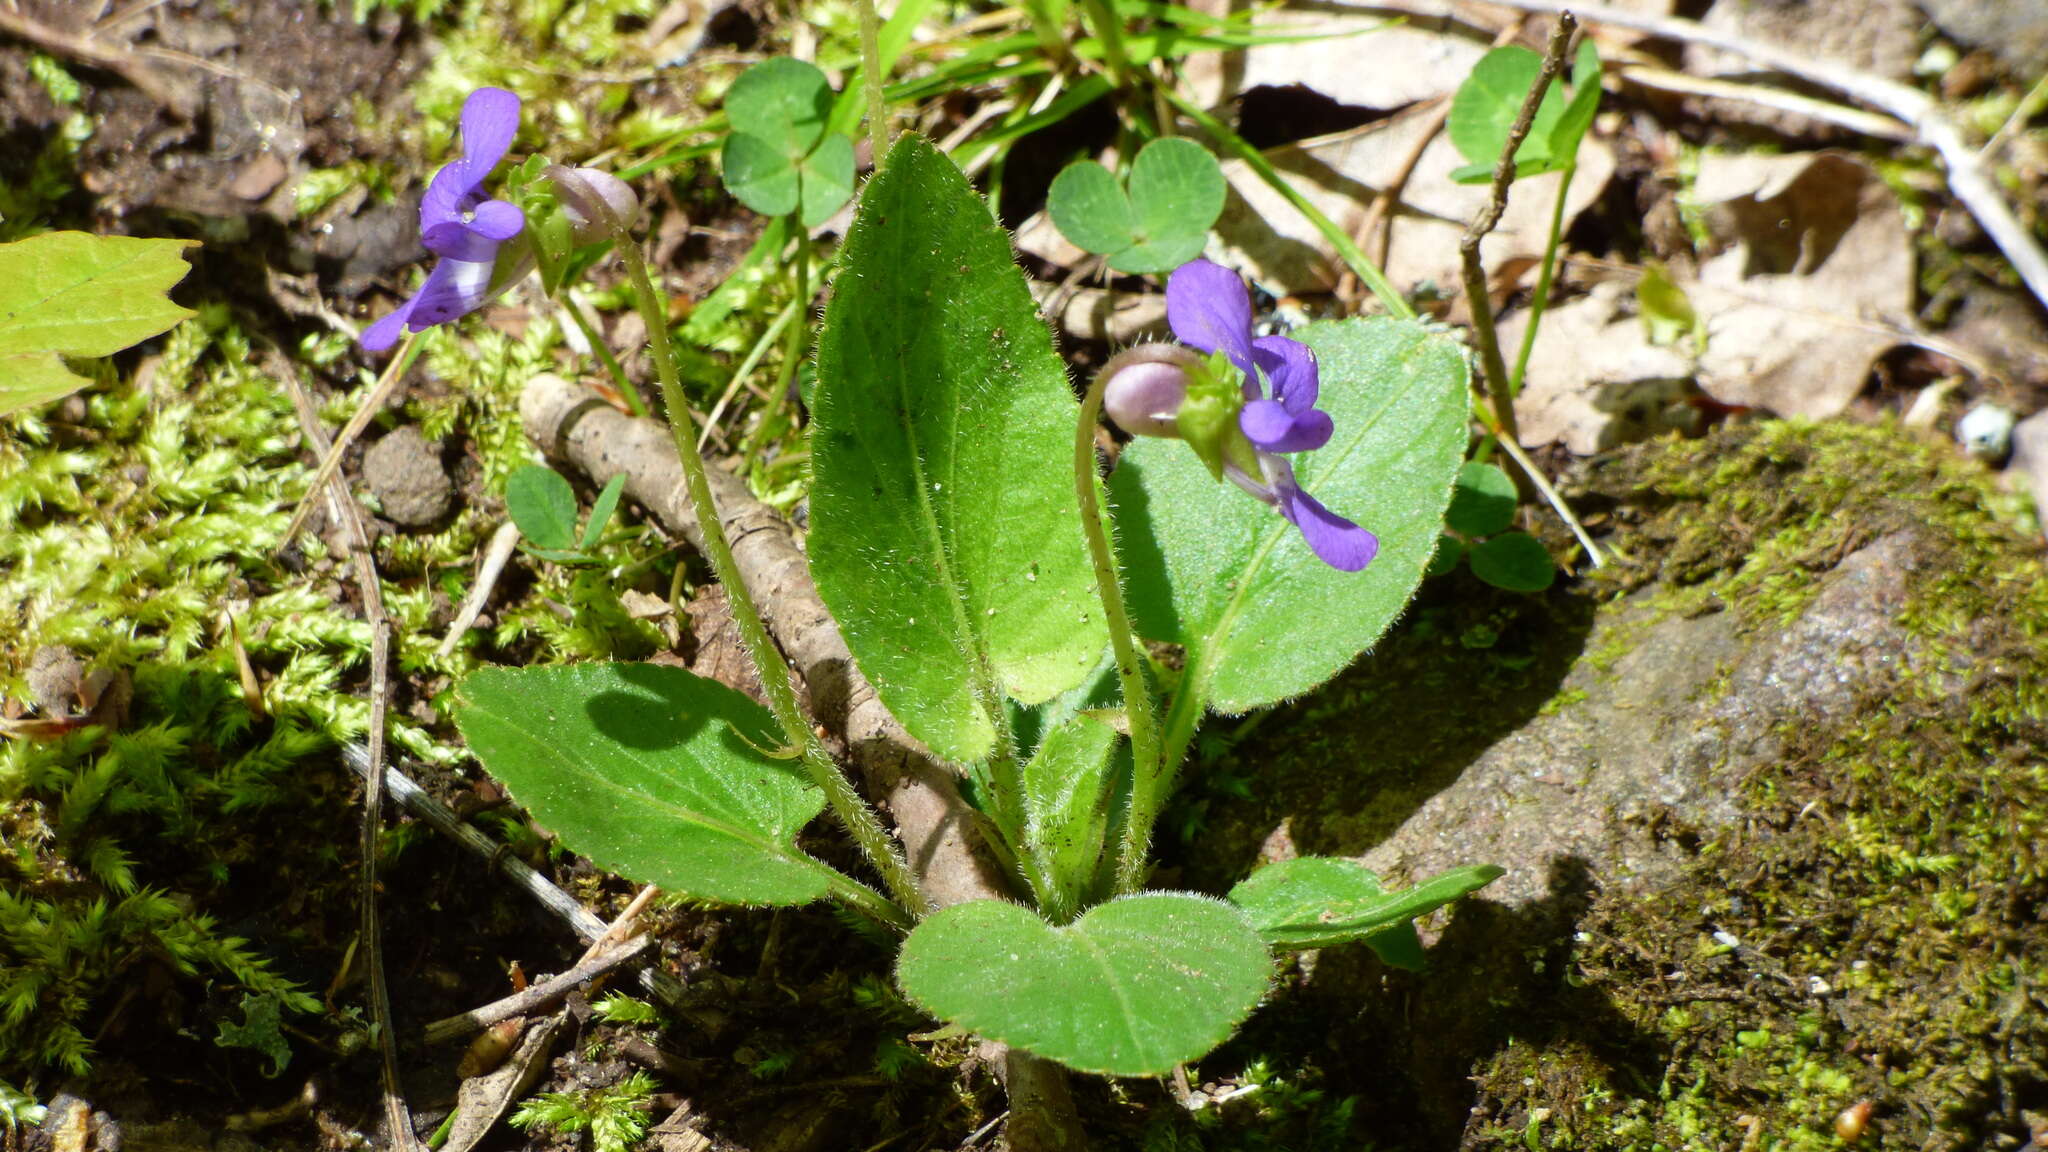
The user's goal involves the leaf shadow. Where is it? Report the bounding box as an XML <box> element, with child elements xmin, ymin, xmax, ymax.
<box><xmin>583</xmin><ymin>661</ymin><xmax>782</xmax><ymax>760</ymax></box>
<box><xmin>1190</xmin><ymin>853</ymin><xmax>1666</xmax><ymax>1146</ymax></box>
<box><xmin>1164</xmin><ymin>567</ymin><xmax>1597</xmax><ymax>888</ymax></box>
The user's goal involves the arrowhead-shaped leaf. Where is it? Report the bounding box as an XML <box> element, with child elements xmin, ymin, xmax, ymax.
<box><xmin>896</xmin><ymin>893</ymin><xmax>1270</xmax><ymax>1076</ymax></box>
<box><xmin>1112</xmin><ymin>317</ymin><xmax>1467</xmax><ymax>713</ymax></box>
<box><xmin>810</xmin><ymin>134</ymin><xmax>1106</xmax><ymax>762</ymax></box>
<box><xmin>1229</xmin><ymin>857</ymin><xmax>1503</xmax><ymax>954</ymax></box>
<box><xmin>455</xmin><ymin>663</ymin><xmax>842</xmax><ymax>906</ymax></box>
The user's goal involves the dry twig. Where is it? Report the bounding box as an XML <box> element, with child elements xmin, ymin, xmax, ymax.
<box><xmin>1430</xmin><ymin>0</ymin><xmax>2048</xmax><ymax>313</ymax></box>
<box><xmin>422</xmin><ymin>936</ymin><xmax>653</xmax><ymax>1046</ymax></box>
<box><xmin>337</xmin><ymin>742</ymin><xmax>690</xmax><ymax>1011</ymax></box>
<box><xmin>437</xmin><ymin>521</ymin><xmax>523</xmax><ymax>659</ymax></box>
<box><xmin>1459</xmin><ymin>13</ymin><xmax>1576</xmax><ymax>443</ymax></box>
<box><xmin>280</xmin><ymin>370</ymin><xmax>419</xmax><ymax>1152</ymax></box>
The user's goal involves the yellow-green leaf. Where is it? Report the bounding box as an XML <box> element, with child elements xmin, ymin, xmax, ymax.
<box><xmin>0</xmin><ymin>351</ymin><xmax>91</xmax><ymax>418</ymax></box>
<box><xmin>0</xmin><ymin>232</ymin><xmax>196</xmax><ymax>415</ymax></box>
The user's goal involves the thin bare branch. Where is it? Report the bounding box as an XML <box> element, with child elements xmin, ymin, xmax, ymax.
<box><xmin>280</xmin><ymin>369</ymin><xmax>419</xmax><ymax>1152</ymax></box>
<box><xmin>1459</xmin><ymin>12</ymin><xmax>1577</xmax><ymax>443</ymax></box>
<box><xmin>422</xmin><ymin>937</ymin><xmax>653</xmax><ymax>1046</ymax></box>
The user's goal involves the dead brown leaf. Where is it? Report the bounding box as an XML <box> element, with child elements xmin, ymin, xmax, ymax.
<box><xmin>1506</xmin><ymin>281</ymin><xmax>1700</xmax><ymax>453</ymax></box>
<box><xmin>1688</xmin><ymin>151</ymin><xmax>1912</xmax><ymax>418</ymax></box>
<box><xmin>1209</xmin><ymin>105</ymin><xmax>1614</xmax><ymax>297</ymax></box>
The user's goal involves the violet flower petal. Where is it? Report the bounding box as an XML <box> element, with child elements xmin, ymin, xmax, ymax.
<box><xmin>360</xmin><ymin>298</ymin><xmax>417</xmax><ymax>352</ymax></box>
<box><xmin>468</xmin><ymin>198</ymin><xmax>525</xmax><ymax>240</ymax></box>
<box><xmin>1240</xmin><ymin>398</ymin><xmax>1333</xmax><ymax>453</ymax></box>
<box><xmin>456</xmin><ymin>87</ymin><xmax>521</xmax><ymax>178</ymax></box>
<box><xmin>421</xmin><ymin>220</ymin><xmax>501</xmax><ymax>262</ymax></box>
<box><xmin>402</xmin><ymin>258</ymin><xmax>497</xmax><ymax>330</ymax></box>
<box><xmin>1166</xmin><ymin>258</ymin><xmax>1257</xmax><ymax>381</ymax></box>
<box><xmin>419</xmin><ymin>88</ymin><xmax>522</xmax><ymax>233</ymax></box>
<box><xmin>419</xmin><ymin>162</ymin><xmax>476</xmax><ymax>233</ymax></box>
<box><xmin>1251</xmin><ymin>335</ymin><xmax>1319</xmax><ymax>413</ymax></box>
<box><xmin>1280</xmin><ymin>480</ymin><xmax>1378</xmax><ymax>571</ymax></box>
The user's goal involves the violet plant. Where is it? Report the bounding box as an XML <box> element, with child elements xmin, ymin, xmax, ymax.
<box><xmin>427</xmin><ymin>77</ymin><xmax>1499</xmax><ymax>1082</ymax></box>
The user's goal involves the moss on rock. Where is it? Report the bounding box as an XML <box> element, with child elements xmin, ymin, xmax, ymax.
<box><xmin>1170</xmin><ymin>421</ymin><xmax>2045</xmax><ymax>1151</ymax></box>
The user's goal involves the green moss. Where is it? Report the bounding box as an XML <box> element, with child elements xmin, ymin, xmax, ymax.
<box><xmin>1456</xmin><ymin>422</ymin><xmax>2048</xmax><ymax>1151</ymax></box>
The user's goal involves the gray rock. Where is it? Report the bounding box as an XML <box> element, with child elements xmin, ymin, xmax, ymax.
<box><xmin>1915</xmin><ymin>0</ymin><xmax>2048</xmax><ymax>73</ymax></box>
<box><xmin>1362</xmin><ymin>532</ymin><xmax>1925</xmax><ymax>910</ymax></box>
<box><xmin>363</xmin><ymin>426</ymin><xmax>452</xmax><ymax>528</ymax></box>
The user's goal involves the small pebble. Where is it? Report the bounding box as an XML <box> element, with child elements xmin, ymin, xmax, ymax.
<box><xmin>1956</xmin><ymin>402</ymin><xmax>2015</xmax><ymax>461</ymax></box>
<box><xmin>363</xmin><ymin>426</ymin><xmax>454</xmax><ymax>527</ymax></box>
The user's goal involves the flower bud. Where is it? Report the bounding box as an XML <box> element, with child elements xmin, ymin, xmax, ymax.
<box><xmin>545</xmin><ymin>165</ymin><xmax>640</xmax><ymax>244</ymax></box>
<box><xmin>1101</xmin><ymin>344</ymin><xmax>1203</xmax><ymax>439</ymax></box>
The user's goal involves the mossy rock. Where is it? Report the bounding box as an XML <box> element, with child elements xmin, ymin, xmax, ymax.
<box><xmin>1174</xmin><ymin>420</ymin><xmax>2046</xmax><ymax>1151</ymax></box>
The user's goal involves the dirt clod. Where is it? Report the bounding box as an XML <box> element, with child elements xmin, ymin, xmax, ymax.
<box><xmin>363</xmin><ymin>426</ymin><xmax>453</xmax><ymax>528</ymax></box>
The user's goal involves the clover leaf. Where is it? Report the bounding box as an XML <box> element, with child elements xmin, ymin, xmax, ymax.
<box><xmin>1047</xmin><ymin>137</ymin><xmax>1225</xmax><ymax>274</ymax></box>
<box><xmin>1431</xmin><ymin>461</ymin><xmax>1557</xmax><ymax>592</ymax></box>
<box><xmin>1447</xmin><ymin>39</ymin><xmax>1602</xmax><ymax>184</ymax></box>
<box><xmin>719</xmin><ymin>59</ymin><xmax>857</xmax><ymax>227</ymax></box>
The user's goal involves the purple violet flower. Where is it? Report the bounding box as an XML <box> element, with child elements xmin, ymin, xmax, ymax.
<box><xmin>362</xmin><ymin>87</ymin><xmax>527</xmax><ymax>352</ymax></box>
<box><xmin>1103</xmin><ymin>258</ymin><xmax>1378</xmax><ymax>572</ymax></box>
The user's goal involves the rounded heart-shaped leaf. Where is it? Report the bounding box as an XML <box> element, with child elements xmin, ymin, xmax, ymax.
<box><xmin>1107</xmin><ymin>230</ymin><xmax>1209</xmax><ymax>276</ymax></box>
<box><xmin>1445</xmin><ymin>460</ymin><xmax>1518</xmax><ymax>538</ymax></box>
<box><xmin>798</xmin><ymin>133</ymin><xmax>857</xmax><ymax>227</ymax></box>
<box><xmin>1047</xmin><ymin>160</ymin><xmax>1137</xmax><ymax>257</ymax></box>
<box><xmin>725</xmin><ymin>57</ymin><xmax>832</xmax><ymax>158</ymax></box>
<box><xmin>1126</xmin><ymin>137</ymin><xmax>1224</xmax><ymax>252</ymax></box>
<box><xmin>896</xmin><ymin>893</ymin><xmax>1270</xmax><ymax>1076</ymax></box>
<box><xmin>721</xmin><ymin>131</ymin><xmax>800</xmax><ymax>218</ymax></box>
<box><xmin>1468</xmin><ymin>531</ymin><xmax>1556</xmax><ymax>592</ymax></box>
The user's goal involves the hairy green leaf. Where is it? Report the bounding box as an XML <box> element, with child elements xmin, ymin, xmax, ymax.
<box><xmin>810</xmin><ymin>134</ymin><xmax>1106</xmax><ymax>762</ymax></box>
<box><xmin>1114</xmin><ymin>317</ymin><xmax>1467</xmax><ymax>713</ymax></box>
<box><xmin>1229</xmin><ymin>857</ymin><xmax>1502</xmax><ymax>953</ymax></box>
<box><xmin>1021</xmin><ymin>714</ymin><xmax>1121</xmax><ymax>914</ymax></box>
<box><xmin>455</xmin><ymin>663</ymin><xmax>841</xmax><ymax>906</ymax></box>
<box><xmin>896</xmin><ymin>893</ymin><xmax>1270</xmax><ymax>1076</ymax></box>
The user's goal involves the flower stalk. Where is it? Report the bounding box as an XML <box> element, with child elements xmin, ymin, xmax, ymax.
<box><xmin>597</xmin><ymin>200</ymin><xmax>925</xmax><ymax>925</ymax></box>
<box><xmin>1074</xmin><ymin>365</ymin><xmax>1166</xmax><ymax>896</ymax></box>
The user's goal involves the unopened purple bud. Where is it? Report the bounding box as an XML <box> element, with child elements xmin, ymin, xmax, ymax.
<box><xmin>1101</xmin><ymin>344</ymin><xmax>1202</xmax><ymax>438</ymax></box>
<box><xmin>546</xmin><ymin>165</ymin><xmax>640</xmax><ymax>244</ymax></box>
